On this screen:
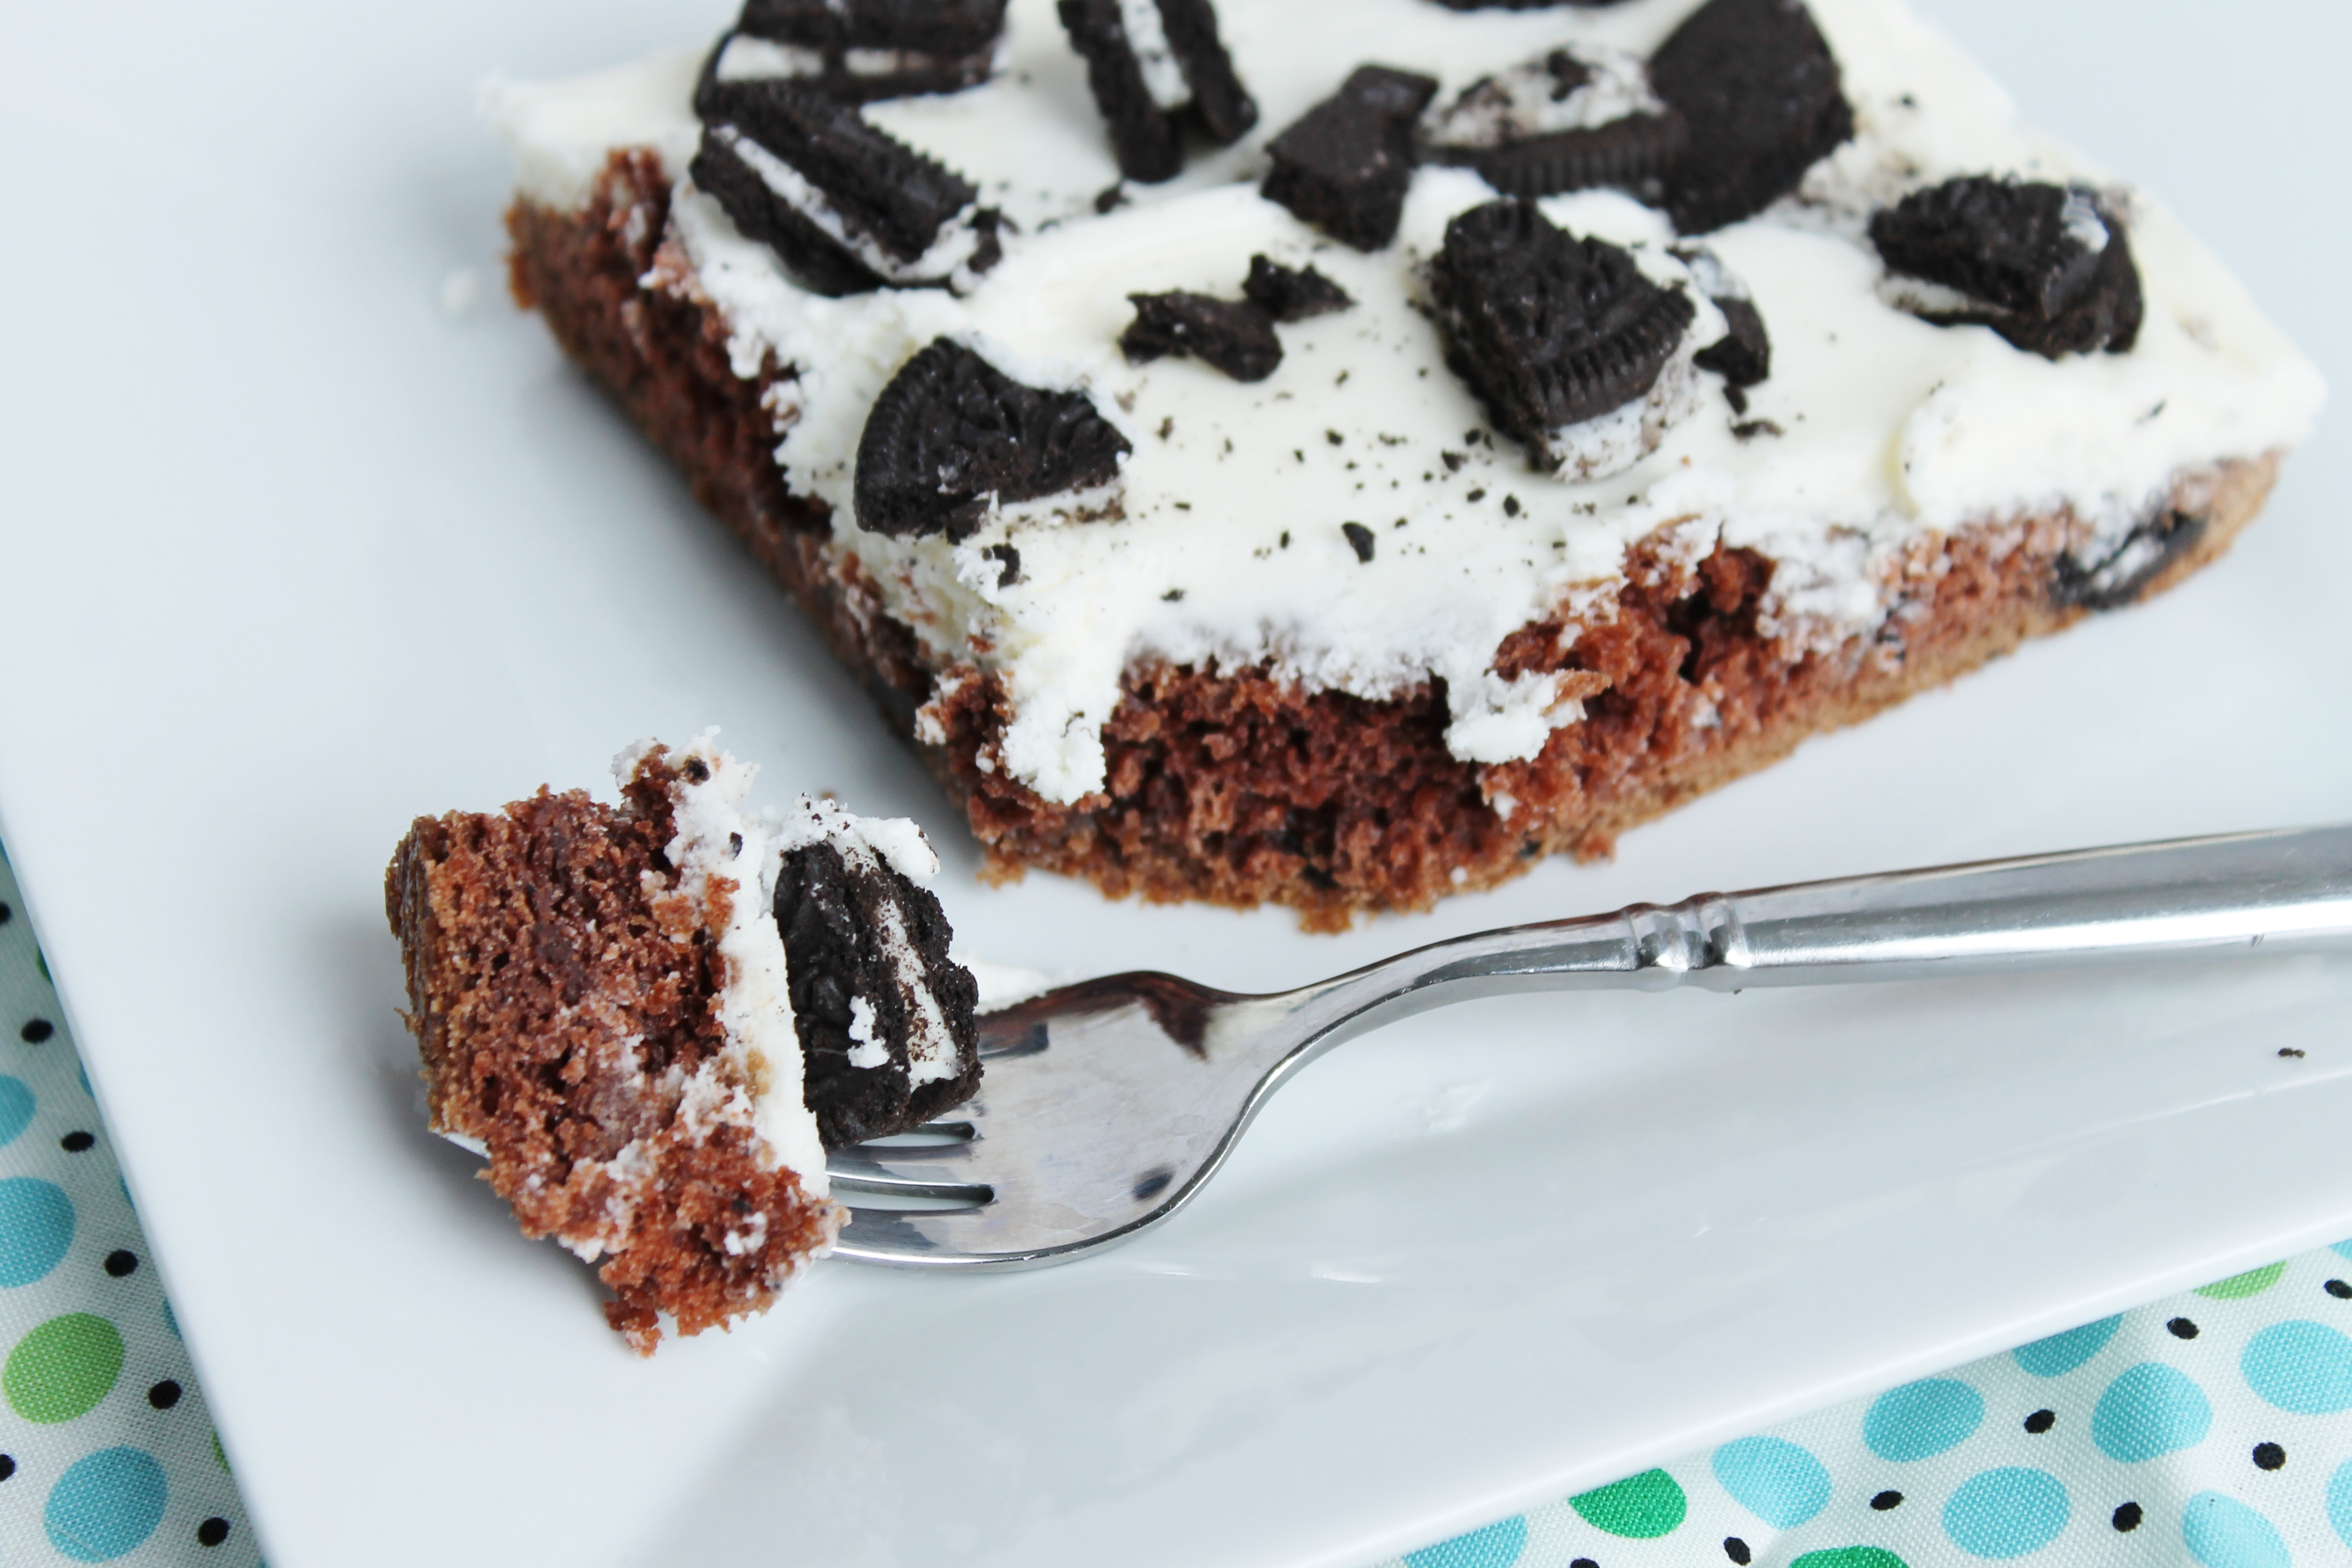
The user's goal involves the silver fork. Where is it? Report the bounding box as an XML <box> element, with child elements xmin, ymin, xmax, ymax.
<box><xmin>826</xmin><ymin>825</ymin><xmax>2352</xmax><ymax>1270</ymax></box>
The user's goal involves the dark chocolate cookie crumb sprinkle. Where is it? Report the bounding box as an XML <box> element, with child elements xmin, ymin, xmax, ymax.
<box><xmin>1732</xmin><ymin>419</ymin><xmax>1783</xmax><ymax>440</ymax></box>
<box><xmin>983</xmin><ymin>542</ymin><xmax>1022</xmax><ymax>587</ymax></box>
<box><xmin>2114</xmin><ymin>1502</ymin><xmax>2143</xmax><ymax>1532</ymax></box>
<box><xmin>2279</xmin><ymin>1047</ymin><xmax>2307</xmax><ymax>1059</ymax></box>
<box><xmin>1121</xmin><ymin>292</ymin><xmax>1283</xmax><ymax>381</ymax></box>
<box><xmin>60</xmin><ymin>1131</ymin><xmax>94</xmax><ymax>1153</ymax></box>
<box><xmin>2023</xmin><ymin>1408</ymin><xmax>2056</xmax><ymax>1434</ymax></box>
<box><xmin>2168</xmin><ymin>1316</ymin><xmax>2200</xmax><ymax>1340</ymax></box>
<box><xmin>1694</xmin><ymin>295</ymin><xmax>1772</xmax><ymax>388</ymax></box>
<box><xmin>197</xmin><ymin>1517</ymin><xmax>231</xmax><ymax>1547</ymax></box>
<box><xmin>1262</xmin><ymin>65</ymin><xmax>1438</xmax><ymax>249</ymax></box>
<box><xmin>1244</xmin><ymin>255</ymin><xmax>1354</xmax><ymax>321</ymax></box>
<box><xmin>2253</xmin><ymin>1442</ymin><xmax>2286</xmax><ymax>1470</ymax></box>
<box><xmin>104</xmin><ymin>1250</ymin><xmax>137</xmax><ymax>1278</ymax></box>
<box><xmin>1342</xmin><ymin>522</ymin><xmax>1376</xmax><ymax>561</ymax></box>
<box><xmin>20</xmin><ymin>1019</ymin><xmax>53</xmax><ymax>1044</ymax></box>
<box><xmin>1871</xmin><ymin>1490</ymin><xmax>1903</xmax><ymax>1510</ymax></box>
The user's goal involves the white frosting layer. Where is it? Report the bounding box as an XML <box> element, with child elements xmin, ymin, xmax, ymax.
<box><xmin>621</xmin><ymin>732</ymin><xmax>832</xmax><ymax>1202</ymax></box>
<box><xmin>494</xmin><ymin>0</ymin><xmax>2324</xmax><ymax>806</ymax></box>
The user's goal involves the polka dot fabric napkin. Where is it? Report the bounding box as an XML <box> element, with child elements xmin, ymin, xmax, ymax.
<box><xmin>0</xmin><ymin>849</ymin><xmax>256</xmax><ymax>1565</ymax></box>
<box><xmin>3</xmin><ymin>837</ymin><xmax>2349</xmax><ymax>1567</ymax></box>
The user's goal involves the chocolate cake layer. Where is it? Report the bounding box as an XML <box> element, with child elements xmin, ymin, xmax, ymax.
<box><xmin>508</xmin><ymin>156</ymin><xmax>2278</xmax><ymax>929</ymax></box>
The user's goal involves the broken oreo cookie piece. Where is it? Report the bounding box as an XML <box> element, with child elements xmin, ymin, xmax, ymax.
<box><xmin>1420</xmin><ymin>45</ymin><xmax>1687</xmax><ymax>203</ymax></box>
<box><xmin>1425</xmin><ymin>0</ymin><xmax>1638</xmax><ymax>8</ymax></box>
<box><xmin>1058</xmin><ymin>0</ymin><xmax>1257</xmax><ymax>184</ymax></box>
<box><xmin>1122</xmin><ymin>293</ymin><xmax>1284</xmax><ymax>381</ymax></box>
<box><xmin>1243</xmin><ymin>255</ymin><xmax>1353</xmax><ymax>322</ymax></box>
<box><xmin>1673</xmin><ymin>246</ymin><xmax>1771</xmax><ymax>390</ymax></box>
<box><xmin>855</xmin><ymin>339</ymin><xmax>1132</xmax><ymax>538</ymax></box>
<box><xmin>703</xmin><ymin>0</ymin><xmax>1008</xmax><ymax>106</ymax></box>
<box><xmin>775</xmin><ymin>834</ymin><xmax>981</xmax><ymax>1148</ymax></box>
<box><xmin>1429</xmin><ymin>199</ymin><xmax>1696</xmax><ymax>471</ymax></box>
<box><xmin>1649</xmin><ymin>0</ymin><xmax>1854</xmax><ymax>235</ymax></box>
<box><xmin>693</xmin><ymin>81</ymin><xmax>999</xmax><ymax>296</ymax></box>
<box><xmin>1870</xmin><ymin>176</ymin><xmax>2143</xmax><ymax>356</ymax></box>
<box><xmin>1262</xmin><ymin>66</ymin><xmax>1440</xmax><ymax>250</ymax></box>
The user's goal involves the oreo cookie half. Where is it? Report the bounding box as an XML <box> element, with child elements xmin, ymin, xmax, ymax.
<box><xmin>855</xmin><ymin>339</ymin><xmax>1133</xmax><ymax>538</ymax></box>
<box><xmin>1058</xmin><ymin>0</ymin><xmax>1257</xmax><ymax>184</ymax></box>
<box><xmin>1429</xmin><ymin>199</ymin><xmax>1697</xmax><ymax>472</ymax></box>
<box><xmin>1420</xmin><ymin>45</ymin><xmax>1687</xmax><ymax>203</ymax></box>
<box><xmin>1649</xmin><ymin>0</ymin><xmax>1854</xmax><ymax>235</ymax></box>
<box><xmin>692</xmin><ymin>81</ymin><xmax>1000</xmax><ymax>296</ymax></box>
<box><xmin>1243</xmin><ymin>255</ymin><xmax>1353</xmax><ymax>322</ymax></box>
<box><xmin>702</xmin><ymin>0</ymin><xmax>1008</xmax><ymax>106</ymax></box>
<box><xmin>1870</xmin><ymin>176</ymin><xmax>2143</xmax><ymax>357</ymax></box>
<box><xmin>775</xmin><ymin>832</ymin><xmax>981</xmax><ymax>1148</ymax></box>
<box><xmin>1262</xmin><ymin>66</ymin><xmax>1440</xmax><ymax>251</ymax></box>
<box><xmin>1121</xmin><ymin>292</ymin><xmax>1284</xmax><ymax>381</ymax></box>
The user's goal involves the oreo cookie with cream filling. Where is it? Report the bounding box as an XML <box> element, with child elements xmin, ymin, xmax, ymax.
<box><xmin>1429</xmin><ymin>199</ymin><xmax>1697</xmax><ymax>473</ymax></box>
<box><xmin>855</xmin><ymin>339</ymin><xmax>1133</xmax><ymax>539</ymax></box>
<box><xmin>1871</xmin><ymin>176</ymin><xmax>2143</xmax><ymax>357</ymax></box>
<box><xmin>701</xmin><ymin>0</ymin><xmax>1007</xmax><ymax>105</ymax></box>
<box><xmin>1121</xmin><ymin>292</ymin><xmax>1284</xmax><ymax>381</ymax></box>
<box><xmin>1262</xmin><ymin>66</ymin><xmax>1440</xmax><ymax>251</ymax></box>
<box><xmin>1649</xmin><ymin>0</ymin><xmax>1854</xmax><ymax>235</ymax></box>
<box><xmin>1243</xmin><ymin>255</ymin><xmax>1353</xmax><ymax>322</ymax></box>
<box><xmin>774</xmin><ymin>798</ymin><xmax>981</xmax><ymax>1148</ymax></box>
<box><xmin>1058</xmin><ymin>0</ymin><xmax>1257</xmax><ymax>184</ymax></box>
<box><xmin>691</xmin><ymin>82</ymin><xmax>1000</xmax><ymax>296</ymax></box>
<box><xmin>1420</xmin><ymin>45</ymin><xmax>1687</xmax><ymax>203</ymax></box>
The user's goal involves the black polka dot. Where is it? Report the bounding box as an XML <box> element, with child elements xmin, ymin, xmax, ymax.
<box><xmin>20</xmin><ymin>1019</ymin><xmax>53</xmax><ymax>1044</ymax></box>
<box><xmin>102</xmin><ymin>1250</ymin><xmax>137</xmax><ymax>1278</ymax></box>
<box><xmin>2023</xmin><ymin>1408</ymin><xmax>2057</xmax><ymax>1434</ymax></box>
<box><xmin>1870</xmin><ymin>1490</ymin><xmax>1903</xmax><ymax>1511</ymax></box>
<box><xmin>59</xmin><ymin>1131</ymin><xmax>94</xmax><ymax>1153</ymax></box>
<box><xmin>0</xmin><ymin>901</ymin><xmax>12</xmax><ymax>924</ymax></box>
<box><xmin>0</xmin><ymin>1454</ymin><xmax>15</xmax><ymax>1480</ymax></box>
<box><xmin>1724</xmin><ymin>1537</ymin><xmax>1752</xmax><ymax>1565</ymax></box>
<box><xmin>2114</xmin><ymin>1501</ymin><xmax>2144</xmax><ymax>1532</ymax></box>
<box><xmin>147</xmin><ymin>1380</ymin><xmax>181</xmax><ymax>1410</ymax></box>
<box><xmin>1570</xmin><ymin>1560</ymin><xmax>1598</xmax><ymax>1568</ymax></box>
<box><xmin>2253</xmin><ymin>1441</ymin><xmax>2285</xmax><ymax>1471</ymax></box>
<box><xmin>2325</xmin><ymin>1279</ymin><xmax>2351</xmax><ymax>1300</ymax></box>
<box><xmin>197</xmin><ymin>1517</ymin><xmax>231</xmax><ymax>1547</ymax></box>
<box><xmin>2168</xmin><ymin>1316</ymin><xmax>2200</xmax><ymax>1340</ymax></box>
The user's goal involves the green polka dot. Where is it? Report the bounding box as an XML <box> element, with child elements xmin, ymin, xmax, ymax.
<box><xmin>6</xmin><ymin>1314</ymin><xmax>123</xmax><ymax>1423</ymax></box>
<box><xmin>1569</xmin><ymin>1469</ymin><xmax>1687</xmax><ymax>1538</ymax></box>
<box><xmin>1793</xmin><ymin>1550</ymin><xmax>1909</xmax><ymax>1568</ymax></box>
<box><xmin>2198</xmin><ymin>1263</ymin><xmax>2287</xmax><ymax>1300</ymax></box>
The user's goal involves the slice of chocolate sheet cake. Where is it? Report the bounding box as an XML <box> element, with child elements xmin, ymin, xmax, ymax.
<box><xmin>488</xmin><ymin>0</ymin><xmax>2323</xmax><ymax>930</ymax></box>
<box><xmin>384</xmin><ymin>734</ymin><xmax>978</xmax><ymax>1352</ymax></box>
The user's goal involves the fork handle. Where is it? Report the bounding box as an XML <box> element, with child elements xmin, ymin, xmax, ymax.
<box><xmin>1358</xmin><ymin>826</ymin><xmax>2352</xmax><ymax>1009</ymax></box>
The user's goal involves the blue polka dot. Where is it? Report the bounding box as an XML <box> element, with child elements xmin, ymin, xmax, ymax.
<box><xmin>0</xmin><ymin>1076</ymin><xmax>34</xmax><ymax>1147</ymax></box>
<box><xmin>1406</xmin><ymin>1515</ymin><xmax>1526</xmax><ymax>1568</ymax></box>
<box><xmin>45</xmin><ymin>1447</ymin><xmax>167</xmax><ymax>1561</ymax></box>
<box><xmin>1865</xmin><ymin>1379</ymin><xmax>1983</xmax><ymax>1461</ymax></box>
<box><xmin>2181</xmin><ymin>1491</ymin><xmax>2289</xmax><ymax>1568</ymax></box>
<box><xmin>2092</xmin><ymin>1363</ymin><xmax>2211</xmax><ymax>1461</ymax></box>
<box><xmin>1712</xmin><ymin>1435</ymin><xmax>1832</xmax><ymax>1528</ymax></box>
<box><xmin>0</xmin><ymin>1178</ymin><xmax>75</xmax><ymax>1286</ymax></box>
<box><xmin>2013</xmin><ymin>1316</ymin><xmax>2121</xmax><ymax>1378</ymax></box>
<box><xmin>2326</xmin><ymin>1458</ymin><xmax>2352</xmax><ymax>1551</ymax></box>
<box><xmin>2240</xmin><ymin>1320</ymin><xmax>2352</xmax><ymax>1414</ymax></box>
<box><xmin>1942</xmin><ymin>1467</ymin><xmax>2068</xmax><ymax>1559</ymax></box>
<box><xmin>2332</xmin><ymin>1238</ymin><xmax>2352</xmax><ymax>1261</ymax></box>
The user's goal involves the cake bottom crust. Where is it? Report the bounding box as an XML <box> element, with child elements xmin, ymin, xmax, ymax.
<box><xmin>510</xmin><ymin>154</ymin><xmax>2281</xmax><ymax>930</ymax></box>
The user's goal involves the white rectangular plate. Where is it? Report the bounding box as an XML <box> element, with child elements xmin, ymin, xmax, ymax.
<box><xmin>2</xmin><ymin>0</ymin><xmax>2349</xmax><ymax>1563</ymax></box>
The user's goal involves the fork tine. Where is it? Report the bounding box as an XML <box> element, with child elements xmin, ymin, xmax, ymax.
<box><xmin>828</xmin><ymin>1141</ymin><xmax>972</xmax><ymax>1182</ymax></box>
